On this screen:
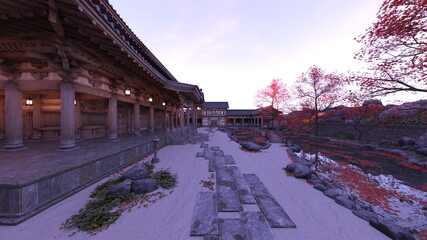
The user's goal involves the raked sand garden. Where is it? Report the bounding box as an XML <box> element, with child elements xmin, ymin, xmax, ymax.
<box><xmin>0</xmin><ymin>128</ymin><xmax>390</xmax><ymax>240</ymax></box>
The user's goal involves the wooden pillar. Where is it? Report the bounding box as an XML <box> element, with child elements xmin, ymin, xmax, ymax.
<box><xmin>193</xmin><ymin>109</ymin><xmax>197</xmax><ymax>131</ymax></box>
<box><xmin>60</xmin><ymin>81</ymin><xmax>77</xmax><ymax>150</ymax></box>
<box><xmin>74</xmin><ymin>94</ymin><xmax>81</xmax><ymax>139</ymax></box>
<box><xmin>4</xmin><ymin>82</ymin><xmax>25</xmax><ymax>150</ymax></box>
<box><xmin>108</xmin><ymin>94</ymin><xmax>118</xmax><ymax>140</ymax></box>
<box><xmin>261</xmin><ymin>117</ymin><xmax>264</xmax><ymax>128</ymax></box>
<box><xmin>233</xmin><ymin>117</ymin><xmax>236</xmax><ymax>127</ymax></box>
<box><xmin>180</xmin><ymin>105</ymin><xmax>185</xmax><ymax>136</ymax></box>
<box><xmin>164</xmin><ymin>108</ymin><xmax>168</xmax><ymax>130</ymax></box>
<box><xmin>32</xmin><ymin>95</ymin><xmax>42</xmax><ymax>140</ymax></box>
<box><xmin>186</xmin><ymin>108</ymin><xmax>190</xmax><ymax>134</ymax></box>
<box><xmin>134</xmin><ymin>102</ymin><xmax>140</xmax><ymax>135</ymax></box>
<box><xmin>169</xmin><ymin>111</ymin><xmax>173</xmax><ymax>129</ymax></box>
<box><xmin>149</xmin><ymin>105</ymin><xmax>154</xmax><ymax>132</ymax></box>
<box><xmin>0</xmin><ymin>96</ymin><xmax>4</xmax><ymax>138</ymax></box>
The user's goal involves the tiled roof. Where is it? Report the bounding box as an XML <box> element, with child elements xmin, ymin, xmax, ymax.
<box><xmin>203</xmin><ymin>102</ymin><xmax>229</xmax><ymax>109</ymax></box>
<box><xmin>227</xmin><ymin>109</ymin><xmax>256</xmax><ymax>116</ymax></box>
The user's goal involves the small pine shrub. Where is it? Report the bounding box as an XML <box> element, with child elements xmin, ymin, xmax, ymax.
<box><xmin>152</xmin><ymin>169</ymin><xmax>178</xmax><ymax>189</ymax></box>
<box><xmin>144</xmin><ymin>162</ymin><xmax>155</xmax><ymax>175</ymax></box>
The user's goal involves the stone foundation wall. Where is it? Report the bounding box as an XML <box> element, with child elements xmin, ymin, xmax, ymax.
<box><xmin>316</xmin><ymin>123</ymin><xmax>427</xmax><ymax>143</ymax></box>
<box><xmin>0</xmin><ymin>136</ymin><xmax>173</xmax><ymax>225</ymax></box>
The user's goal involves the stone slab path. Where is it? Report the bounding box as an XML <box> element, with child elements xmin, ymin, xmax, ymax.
<box><xmin>191</xmin><ymin>143</ymin><xmax>296</xmax><ymax>239</ymax></box>
<box><xmin>190</xmin><ymin>192</ymin><xmax>219</xmax><ymax>236</ymax></box>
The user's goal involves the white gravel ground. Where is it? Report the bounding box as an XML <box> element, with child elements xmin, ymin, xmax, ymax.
<box><xmin>0</xmin><ymin>128</ymin><xmax>390</xmax><ymax>240</ymax></box>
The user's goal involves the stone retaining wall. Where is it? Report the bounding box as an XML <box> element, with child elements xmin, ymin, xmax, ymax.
<box><xmin>316</xmin><ymin>123</ymin><xmax>427</xmax><ymax>143</ymax></box>
<box><xmin>0</xmin><ymin>135</ymin><xmax>174</xmax><ymax>225</ymax></box>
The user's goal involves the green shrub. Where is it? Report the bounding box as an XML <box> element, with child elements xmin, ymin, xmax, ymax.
<box><xmin>89</xmin><ymin>178</ymin><xmax>124</xmax><ymax>200</ymax></box>
<box><xmin>152</xmin><ymin>169</ymin><xmax>178</xmax><ymax>189</ymax></box>
<box><xmin>144</xmin><ymin>162</ymin><xmax>155</xmax><ymax>175</ymax></box>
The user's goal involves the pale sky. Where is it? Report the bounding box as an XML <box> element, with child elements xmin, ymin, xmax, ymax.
<box><xmin>109</xmin><ymin>0</ymin><xmax>425</xmax><ymax>109</ymax></box>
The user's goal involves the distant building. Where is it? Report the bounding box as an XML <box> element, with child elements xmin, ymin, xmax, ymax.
<box><xmin>199</xmin><ymin>102</ymin><xmax>280</xmax><ymax>127</ymax></box>
<box><xmin>201</xmin><ymin>102</ymin><xmax>229</xmax><ymax>127</ymax></box>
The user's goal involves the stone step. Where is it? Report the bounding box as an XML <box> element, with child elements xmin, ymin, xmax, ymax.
<box><xmin>229</xmin><ymin>167</ymin><xmax>257</xmax><ymax>204</ymax></box>
<box><xmin>224</xmin><ymin>155</ymin><xmax>236</xmax><ymax>164</ymax></box>
<box><xmin>243</xmin><ymin>174</ymin><xmax>296</xmax><ymax>228</ymax></box>
<box><xmin>219</xmin><ymin>219</ymin><xmax>245</xmax><ymax>240</ymax></box>
<box><xmin>256</xmin><ymin>195</ymin><xmax>296</xmax><ymax>228</ymax></box>
<box><xmin>242</xmin><ymin>174</ymin><xmax>271</xmax><ymax>196</ymax></box>
<box><xmin>209</xmin><ymin>158</ymin><xmax>216</xmax><ymax>172</ymax></box>
<box><xmin>214</xmin><ymin>155</ymin><xmax>226</xmax><ymax>170</ymax></box>
<box><xmin>211</xmin><ymin>146</ymin><xmax>221</xmax><ymax>151</ymax></box>
<box><xmin>190</xmin><ymin>192</ymin><xmax>219</xmax><ymax>236</ymax></box>
<box><xmin>241</xmin><ymin>211</ymin><xmax>276</xmax><ymax>240</ymax></box>
<box><xmin>217</xmin><ymin>184</ymin><xmax>243</xmax><ymax>212</ymax></box>
<box><xmin>204</xmin><ymin>148</ymin><xmax>213</xmax><ymax>160</ymax></box>
<box><xmin>216</xmin><ymin>168</ymin><xmax>234</xmax><ymax>185</ymax></box>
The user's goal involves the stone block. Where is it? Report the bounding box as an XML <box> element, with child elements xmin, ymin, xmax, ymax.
<box><xmin>79</xmin><ymin>163</ymin><xmax>95</xmax><ymax>185</ymax></box>
<box><xmin>95</xmin><ymin>160</ymin><xmax>102</xmax><ymax>177</ymax></box>
<box><xmin>22</xmin><ymin>183</ymin><xmax>38</xmax><ymax>212</ymax></box>
<box><xmin>241</xmin><ymin>211</ymin><xmax>276</xmax><ymax>240</ymax></box>
<box><xmin>217</xmin><ymin>184</ymin><xmax>242</xmax><ymax>212</ymax></box>
<box><xmin>190</xmin><ymin>192</ymin><xmax>219</xmax><ymax>236</ymax></box>
<box><xmin>8</xmin><ymin>188</ymin><xmax>20</xmax><ymax>213</ymax></box>
<box><xmin>229</xmin><ymin>167</ymin><xmax>256</xmax><ymax>204</ymax></box>
<box><xmin>224</xmin><ymin>155</ymin><xmax>235</xmax><ymax>164</ymax></box>
<box><xmin>61</xmin><ymin>169</ymin><xmax>79</xmax><ymax>193</ymax></box>
<box><xmin>0</xmin><ymin>188</ymin><xmax>9</xmax><ymax>213</ymax></box>
<box><xmin>219</xmin><ymin>219</ymin><xmax>245</xmax><ymax>240</ymax></box>
<box><xmin>37</xmin><ymin>178</ymin><xmax>51</xmax><ymax>204</ymax></box>
<box><xmin>256</xmin><ymin>195</ymin><xmax>296</xmax><ymax>228</ymax></box>
<box><xmin>51</xmin><ymin>174</ymin><xmax>62</xmax><ymax>198</ymax></box>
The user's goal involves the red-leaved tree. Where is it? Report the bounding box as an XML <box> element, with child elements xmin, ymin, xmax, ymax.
<box><xmin>254</xmin><ymin>78</ymin><xmax>291</xmax><ymax>113</ymax></box>
<box><xmin>354</xmin><ymin>0</ymin><xmax>427</xmax><ymax>96</ymax></box>
<box><xmin>294</xmin><ymin>65</ymin><xmax>345</xmax><ymax>135</ymax></box>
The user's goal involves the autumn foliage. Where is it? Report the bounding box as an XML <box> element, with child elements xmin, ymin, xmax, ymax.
<box><xmin>354</xmin><ymin>0</ymin><xmax>427</xmax><ymax>96</ymax></box>
<box><xmin>294</xmin><ymin>65</ymin><xmax>345</xmax><ymax>135</ymax></box>
<box><xmin>254</xmin><ymin>78</ymin><xmax>290</xmax><ymax>113</ymax></box>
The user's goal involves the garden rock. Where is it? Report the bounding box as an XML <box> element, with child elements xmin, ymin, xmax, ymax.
<box><xmin>196</xmin><ymin>152</ymin><xmax>204</xmax><ymax>157</ymax></box>
<box><xmin>285</xmin><ymin>162</ymin><xmax>298</xmax><ymax>173</ymax></box>
<box><xmin>261</xmin><ymin>142</ymin><xmax>272</xmax><ymax>150</ymax></box>
<box><xmin>369</xmin><ymin>216</ymin><xmax>415</xmax><ymax>240</ymax></box>
<box><xmin>310</xmin><ymin>174</ymin><xmax>322</xmax><ymax>184</ymax></box>
<box><xmin>335</xmin><ymin>196</ymin><xmax>355</xmax><ymax>210</ymax></box>
<box><xmin>407</xmin><ymin>158</ymin><xmax>418</xmax><ymax>164</ymax></box>
<box><xmin>415</xmin><ymin>147</ymin><xmax>427</xmax><ymax>156</ymax></box>
<box><xmin>294</xmin><ymin>164</ymin><xmax>311</xmax><ymax>179</ymax></box>
<box><xmin>122</xmin><ymin>164</ymin><xmax>149</xmax><ymax>180</ymax></box>
<box><xmin>352</xmin><ymin>209</ymin><xmax>377</xmax><ymax>222</ymax></box>
<box><xmin>313</xmin><ymin>183</ymin><xmax>327</xmax><ymax>191</ymax></box>
<box><xmin>107</xmin><ymin>179</ymin><xmax>132</xmax><ymax>197</ymax></box>
<box><xmin>323</xmin><ymin>189</ymin><xmax>341</xmax><ymax>199</ymax></box>
<box><xmin>133</xmin><ymin>179</ymin><xmax>159</xmax><ymax>194</ymax></box>
<box><xmin>397</xmin><ymin>137</ymin><xmax>416</xmax><ymax>147</ymax></box>
<box><xmin>241</xmin><ymin>142</ymin><xmax>262</xmax><ymax>151</ymax></box>
<box><xmin>289</xmin><ymin>146</ymin><xmax>300</xmax><ymax>153</ymax></box>
<box><xmin>416</xmin><ymin>132</ymin><xmax>427</xmax><ymax>147</ymax></box>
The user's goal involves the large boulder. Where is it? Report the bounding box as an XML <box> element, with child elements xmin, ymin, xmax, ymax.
<box><xmin>416</xmin><ymin>132</ymin><xmax>427</xmax><ymax>147</ymax></box>
<box><xmin>241</xmin><ymin>142</ymin><xmax>262</xmax><ymax>151</ymax></box>
<box><xmin>133</xmin><ymin>179</ymin><xmax>159</xmax><ymax>194</ymax></box>
<box><xmin>107</xmin><ymin>179</ymin><xmax>132</xmax><ymax>197</ymax></box>
<box><xmin>335</xmin><ymin>196</ymin><xmax>355</xmax><ymax>210</ymax></box>
<box><xmin>285</xmin><ymin>162</ymin><xmax>298</xmax><ymax>173</ymax></box>
<box><xmin>122</xmin><ymin>164</ymin><xmax>149</xmax><ymax>181</ymax></box>
<box><xmin>352</xmin><ymin>209</ymin><xmax>377</xmax><ymax>222</ymax></box>
<box><xmin>415</xmin><ymin>147</ymin><xmax>427</xmax><ymax>156</ymax></box>
<box><xmin>324</xmin><ymin>189</ymin><xmax>341</xmax><ymax>199</ymax></box>
<box><xmin>313</xmin><ymin>183</ymin><xmax>327</xmax><ymax>191</ymax></box>
<box><xmin>294</xmin><ymin>164</ymin><xmax>311</xmax><ymax>179</ymax></box>
<box><xmin>397</xmin><ymin>137</ymin><xmax>416</xmax><ymax>147</ymax></box>
<box><xmin>369</xmin><ymin>217</ymin><xmax>416</xmax><ymax>240</ymax></box>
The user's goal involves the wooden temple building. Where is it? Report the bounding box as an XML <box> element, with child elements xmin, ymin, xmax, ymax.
<box><xmin>199</xmin><ymin>102</ymin><xmax>276</xmax><ymax>128</ymax></box>
<box><xmin>0</xmin><ymin>0</ymin><xmax>203</xmax><ymax>224</ymax></box>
